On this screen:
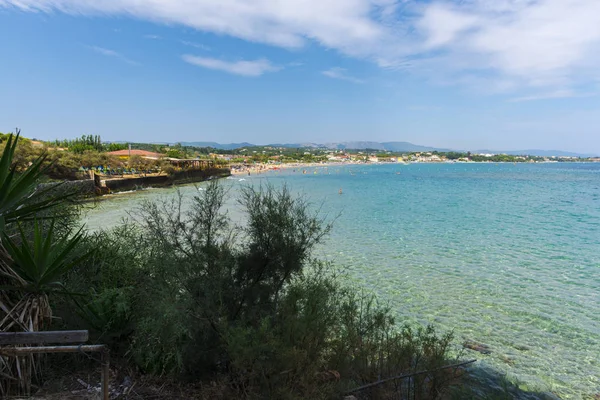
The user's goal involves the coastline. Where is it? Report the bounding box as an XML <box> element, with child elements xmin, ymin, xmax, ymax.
<box><xmin>229</xmin><ymin>159</ymin><xmax>597</xmax><ymax>176</ymax></box>
<box><xmin>229</xmin><ymin>161</ymin><xmax>363</xmax><ymax>175</ymax></box>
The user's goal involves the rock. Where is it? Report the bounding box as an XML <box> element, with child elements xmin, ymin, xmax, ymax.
<box><xmin>343</xmin><ymin>396</ymin><xmax>357</xmax><ymax>400</ymax></box>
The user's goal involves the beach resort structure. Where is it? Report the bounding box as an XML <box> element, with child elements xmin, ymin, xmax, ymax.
<box><xmin>107</xmin><ymin>149</ymin><xmax>215</xmax><ymax>169</ymax></box>
<box><xmin>107</xmin><ymin>149</ymin><xmax>164</xmax><ymax>159</ymax></box>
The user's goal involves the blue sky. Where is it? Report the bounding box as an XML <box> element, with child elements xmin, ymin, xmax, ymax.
<box><xmin>1</xmin><ymin>0</ymin><xmax>600</xmax><ymax>153</ymax></box>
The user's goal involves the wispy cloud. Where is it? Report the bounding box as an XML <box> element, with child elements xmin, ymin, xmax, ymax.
<box><xmin>322</xmin><ymin>68</ymin><xmax>364</xmax><ymax>84</ymax></box>
<box><xmin>143</xmin><ymin>34</ymin><xmax>161</xmax><ymax>39</ymax></box>
<box><xmin>0</xmin><ymin>0</ymin><xmax>390</xmax><ymax>62</ymax></box>
<box><xmin>510</xmin><ymin>90</ymin><xmax>597</xmax><ymax>102</ymax></box>
<box><xmin>181</xmin><ymin>40</ymin><xmax>210</xmax><ymax>51</ymax></box>
<box><xmin>182</xmin><ymin>55</ymin><xmax>280</xmax><ymax>77</ymax></box>
<box><xmin>412</xmin><ymin>0</ymin><xmax>600</xmax><ymax>92</ymax></box>
<box><xmin>88</xmin><ymin>45</ymin><xmax>139</xmax><ymax>65</ymax></box>
<box><xmin>5</xmin><ymin>0</ymin><xmax>600</xmax><ymax>94</ymax></box>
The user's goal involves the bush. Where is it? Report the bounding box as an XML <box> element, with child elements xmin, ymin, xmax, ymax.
<box><xmin>56</xmin><ymin>225</ymin><xmax>145</xmax><ymax>352</ymax></box>
<box><xmin>61</xmin><ymin>182</ymin><xmax>460</xmax><ymax>399</ymax></box>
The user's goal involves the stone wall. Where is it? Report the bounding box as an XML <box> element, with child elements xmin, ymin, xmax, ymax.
<box><xmin>103</xmin><ymin>168</ymin><xmax>231</xmax><ymax>193</ymax></box>
<box><xmin>38</xmin><ymin>179</ymin><xmax>96</xmax><ymax>196</ymax></box>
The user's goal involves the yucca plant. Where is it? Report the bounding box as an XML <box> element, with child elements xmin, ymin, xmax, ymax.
<box><xmin>0</xmin><ymin>130</ymin><xmax>82</xmax><ymax>395</ymax></box>
<box><xmin>1</xmin><ymin>220</ymin><xmax>90</xmax><ymax>329</ymax></box>
<box><xmin>0</xmin><ymin>131</ymin><xmax>71</xmax><ymax>330</ymax></box>
<box><xmin>1</xmin><ymin>132</ymin><xmax>54</xmax><ymax>228</ymax></box>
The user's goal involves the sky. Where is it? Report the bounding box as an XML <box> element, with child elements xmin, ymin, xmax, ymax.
<box><xmin>1</xmin><ymin>0</ymin><xmax>600</xmax><ymax>153</ymax></box>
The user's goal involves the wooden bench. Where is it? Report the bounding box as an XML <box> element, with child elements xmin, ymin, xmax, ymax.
<box><xmin>0</xmin><ymin>330</ymin><xmax>109</xmax><ymax>400</ymax></box>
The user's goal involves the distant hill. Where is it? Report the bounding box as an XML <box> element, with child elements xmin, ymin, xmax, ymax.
<box><xmin>180</xmin><ymin>141</ymin><xmax>255</xmax><ymax>150</ymax></box>
<box><xmin>265</xmin><ymin>143</ymin><xmax>317</xmax><ymax>148</ymax></box>
<box><xmin>322</xmin><ymin>141</ymin><xmax>385</xmax><ymax>150</ymax></box>
<box><xmin>173</xmin><ymin>140</ymin><xmax>595</xmax><ymax>157</ymax></box>
<box><xmin>178</xmin><ymin>141</ymin><xmax>452</xmax><ymax>152</ymax></box>
<box><xmin>382</xmin><ymin>142</ymin><xmax>454</xmax><ymax>152</ymax></box>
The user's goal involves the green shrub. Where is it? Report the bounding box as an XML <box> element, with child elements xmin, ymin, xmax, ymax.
<box><xmin>58</xmin><ymin>225</ymin><xmax>145</xmax><ymax>349</ymax></box>
<box><xmin>61</xmin><ymin>181</ymin><xmax>460</xmax><ymax>399</ymax></box>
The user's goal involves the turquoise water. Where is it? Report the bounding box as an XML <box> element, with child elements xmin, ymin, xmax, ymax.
<box><xmin>84</xmin><ymin>163</ymin><xmax>600</xmax><ymax>398</ymax></box>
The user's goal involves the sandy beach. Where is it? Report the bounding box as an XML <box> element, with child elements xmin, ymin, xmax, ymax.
<box><xmin>229</xmin><ymin>161</ymin><xmax>365</xmax><ymax>175</ymax></box>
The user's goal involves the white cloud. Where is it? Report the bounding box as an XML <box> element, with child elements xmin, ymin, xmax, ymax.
<box><xmin>417</xmin><ymin>4</ymin><xmax>480</xmax><ymax>49</ymax></box>
<box><xmin>322</xmin><ymin>68</ymin><xmax>364</xmax><ymax>84</ymax></box>
<box><xmin>88</xmin><ymin>45</ymin><xmax>139</xmax><ymax>65</ymax></box>
<box><xmin>3</xmin><ymin>0</ymin><xmax>600</xmax><ymax>94</ymax></box>
<box><xmin>413</xmin><ymin>0</ymin><xmax>600</xmax><ymax>91</ymax></box>
<box><xmin>143</xmin><ymin>34</ymin><xmax>160</xmax><ymax>39</ymax></box>
<box><xmin>182</xmin><ymin>55</ymin><xmax>280</xmax><ymax>77</ymax></box>
<box><xmin>0</xmin><ymin>0</ymin><xmax>387</xmax><ymax>52</ymax></box>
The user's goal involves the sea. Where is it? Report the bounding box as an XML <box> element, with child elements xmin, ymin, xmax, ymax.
<box><xmin>83</xmin><ymin>162</ymin><xmax>600</xmax><ymax>399</ymax></box>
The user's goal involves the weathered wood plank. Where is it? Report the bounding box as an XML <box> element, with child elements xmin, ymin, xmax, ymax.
<box><xmin>101</xmin><ymin>348</ymin><xmax>110</xmax><ymax>400</ymax></box>
<box><xmin>0</xmin><ymin>344</ymin><xmax>108</xmax><ymax>400</ymax></box>
<box><xmin>0</xmin><ymin>330</ymin><xmax>88</xmax><ymax>345</ymax></box>
<box><xmin>0</xmin><ymin>344</ymin><xmax>104</xmax><ymax>356</ymax></box>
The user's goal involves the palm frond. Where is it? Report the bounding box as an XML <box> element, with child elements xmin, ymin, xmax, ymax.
<box><xmin>2</xmin><ymin>220</ymin><xmax>93</xmax><ymax>293</ymax></box>
<box><xmin>0</xmin><ymin>133</ymin><xmax>75</xmax><ymax>229</ymax></box>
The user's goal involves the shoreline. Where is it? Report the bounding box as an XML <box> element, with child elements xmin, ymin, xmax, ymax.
<box><xmin>230</xmin><ymin>161</ymin><xmax>365</xmax><ymax>175</ymax></box>
<box><xmin>229</xmin><ymin>159</ymin><xmax>598</xmax><ymax>175</ymax></box>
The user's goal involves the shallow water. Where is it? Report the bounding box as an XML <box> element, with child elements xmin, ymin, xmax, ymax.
<box><xmin>84</xmin><ymin>163</ymin><xmax>600</xmax><ymax>398</ymax></box>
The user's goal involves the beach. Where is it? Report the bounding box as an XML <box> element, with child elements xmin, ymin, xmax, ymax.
<box><xmin>229</xmin><ymin>161</ymin><xmax>364</xmax><ymax>175</ymax></box>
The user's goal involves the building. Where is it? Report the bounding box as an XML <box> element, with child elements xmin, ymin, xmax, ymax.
<box><xmin>107</xmin><ymin>149</ymin><xmax>214</xmax><ymax>169</ymax></box>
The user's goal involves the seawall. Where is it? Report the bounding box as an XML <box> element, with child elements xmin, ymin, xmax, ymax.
<box><xmin>103</xmin><ymin>168</ymin><xmax>231</xmax><ymax>193</ymax></box>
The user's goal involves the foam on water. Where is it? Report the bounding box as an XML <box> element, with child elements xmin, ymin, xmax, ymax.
<box><xmin>83</xmin><ymin>163</ymin><xmax>600</xmax><ymax>398</ymax></box>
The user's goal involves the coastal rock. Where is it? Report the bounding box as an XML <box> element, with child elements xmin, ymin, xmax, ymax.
<box><xmin>463</xmin><ymin>340</ymin><xmax>492</xmax><ymax>354</ymax></box>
